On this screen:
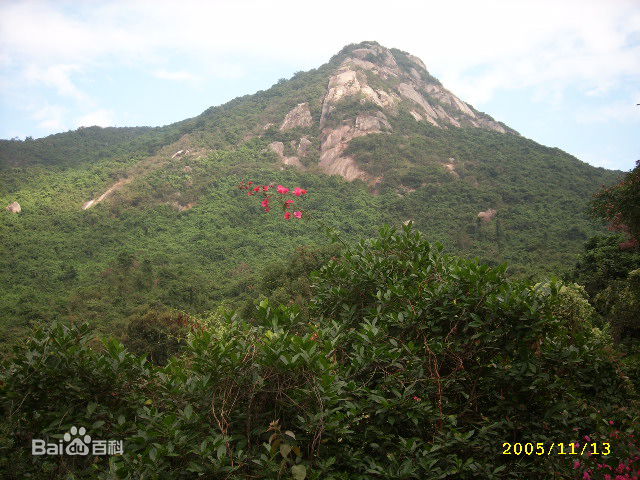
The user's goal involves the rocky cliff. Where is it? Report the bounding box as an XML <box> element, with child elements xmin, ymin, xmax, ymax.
<box><xmin>263</xmin><ymin>42</ymin><xmax>514</xmax><ymax>183</ymax></box>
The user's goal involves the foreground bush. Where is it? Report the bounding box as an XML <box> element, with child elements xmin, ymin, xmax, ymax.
<box><xmin>1</xmin><ymin>225</ymin><xmax>638</xmax><ymax>479</ymax></box>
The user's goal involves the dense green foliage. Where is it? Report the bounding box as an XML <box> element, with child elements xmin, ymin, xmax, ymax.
<box><xmin>592</xmin><ymin>160</ymin><xmax>640</xmax><ymax>249</ymax></box>
<box><xmin>0</xmin><ymin>126</ymin><xmax>156</xmax><ymax>168</ymax></box>
<box><xmin>1</xmin><ymin>40</ymin><xmax>636</xmax><ymax>478</ymax></box>
<box><xmin>570</xmin><ymin>162</ymin><xmax>640</xmax><ymax>387</ymax></box>
<box><xmin>0</xmin><ymin>41</ymin><xmax>623</xmax><ymax>347</ymax></box>
<box><xmin>2</xmin><ymin>226</ymin><xmax>638</xmax><ymax>479</ymax></box>
<box><xmin>0</xmin><ymin>143</ymin><xmax>388</xmax><ymax>345</ymax></box>
<box><xmin>346</xmin><ymin>121</ymin><xmax>620</xmax><ymax>276</ymax></box>
<box><xmin>573</xmin><ymin>160</ymin><xmax>640</xmax><ymax>343</ymax></box>
<box><xmin>0</xmin><ymin>130</ymin><xmax>620</xmax><ymax>347</ymax></box>
<box><xmin>570</xmin><ymin>221</ymin><xmax>640</xmax><ymax>345</ymax></box>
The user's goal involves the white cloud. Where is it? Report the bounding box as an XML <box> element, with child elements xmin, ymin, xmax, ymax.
<box><xmin>205</xmin><ymin>62</ymin><xmax>247</xmax><ymax>80</ymax></box>
<box><xmin>75</xmin><ymin>109</ymin><xmax>114</xmax><ymax>128</ymax></box>
<box><xmin>573</xmin><ymin>150</ymin><xmax>622</xmax><ymax>170</ymax></box>
<box><xmin>2</xmin><ymin>0</ymin><xmax>637</xmax><ymax>102</ymax></box>
<box><xmin>153</xmin><ymin>69</ymin><xmax>200</xmax><ymax>82</ymax></box>
<box><xmin>24</xmin><ymin>64</ymin><xmax>90</xmax><ymax>102</ymax></box>
<box><xmin>1</xmin><ymin>0</ymin><xmax>639</xmax><ymax>167</ymax></box>
<box><xmin>31</xmin><ymin>104</ymin><xmax>67</xmax><ymax>130</ymax></box>
<box><xmin>576</xmin><ymin>101</ymin><xmax>640</xmax><ymax>124</ymax></box>
<box><xmin>0</xmin><ymin>52</ymin><xmax>11</xmax><ymax>68</ymax></box>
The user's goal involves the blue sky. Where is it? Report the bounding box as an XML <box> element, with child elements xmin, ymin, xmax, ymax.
<box><xmin>0</xmin><ymin>0</ymin><xmax>638</xmax><ymax>171</ymax></box>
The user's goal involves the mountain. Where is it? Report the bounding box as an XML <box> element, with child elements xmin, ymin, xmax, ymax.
<box><xmin>0</xmin><ymin>41</ymin><xmax>621</xmax><ymax>345</ymax></box>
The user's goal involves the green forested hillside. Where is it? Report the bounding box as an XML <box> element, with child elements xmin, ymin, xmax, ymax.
<box><xmin>2</xmin><ymin>226</ymin><xmax>638</xmax><ymax>479</ymax></box>
<box><xmin>0</xmin><ymin>41</ymin><xmax>638</xmax><ymax>480</ymax></box>
<box><xmin>0</xmin><ymin>41</ymin><xmax>623</xmax><ymax>347</ymax></box>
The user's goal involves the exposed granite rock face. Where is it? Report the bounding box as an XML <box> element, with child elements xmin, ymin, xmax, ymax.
<box><xmin>268</xmin><ymin>141</ymin><xmax>303</xmax><ymax>168</ymax></box>
<box><xmin>171</xmin><ymin>149</ymin><xmax>190</xmax><ymax>159</ymax></box>
<box><xmin>343</xmin><ymin>45</ymin><xmax>401</xmax><ymax>79</ymax></box>
<box><xmin>397</xmin><ymin>83</ymin><xmax>440</xmax><ymax>126</ymax></box>
<box><xmin>274</xmin><ymin>42</ymin><xmax>515</xmax><ymax>182</ymax></box>
<box><xmin>443</xmin><ymin>158</ymin><xmax>460</xmax><ymax>178</ymax></box>
<box><xmin>320</xmin><ymin>69</ymin><xmax>398</xmax><ymax>128</ymax></box>
<box><xmin>268</xmin><ymin>141</ymin><xmax>285</xmax><ymax>156</ymax></box>
<box><xmin>280</xmin><ymin>103</ymin><xmax>313</xmax><ymax>131</ymax></box>
<box><xmin>6</xmin><ymin>201</ymin><xmax>21</xmax><ymax>213</ymax></box>
<box><xmin>478</xmin><ymin>208</ymin><xmax>497</xmax><ymax>222</ymax></box>
<box><xmin>171</xmin><ymin>202</ymin><xmax>196</xmax><ymax>211</ymax></box>
<box><xmin>297</xmin><ymin>137</ymin><xmax>313</xmax><ymax>157</ymax></box>
<box><xmin>328</xmin><ymin>43</ymin><xmax>511</xmax><ymax>133</ymax></box>
<box><xmin>319</xmin><ymin>111</ymin><xmax>391</xmax><ymax>181</ymax></box>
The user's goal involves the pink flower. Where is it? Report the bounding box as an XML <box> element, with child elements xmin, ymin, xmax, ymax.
<box><xmin>610</xmin><ymin>420</ymin><xmax>615</xmax><ymax>425</ymax></box>
<box><xmin>585</xmin><ymin>435</ymin><xmax>592</xmax><ymax>442</ymax></box>
<box><xmin>263</xmin><ymin>185</ymin><xmax>270</xmax><ymax>192</ymax></box>
<box><xmin>294</xmin><ymin>211</ymin><xmax>302</xmax><ymax>218</ymax></box>
<box><xmin>284</xmin><ymin>200</ymin><xmax>294</xmax><ymax>209</ymax></box>
<box><xmin>575</xmin><ymin>461</ymin><xmax>582</xmax><ymax>469</ymax></box>
<box><xmin>277</xmin><ymin>185</ymin><xmax>290</xmax><ymax>194</ymax></box>
<box><xmin>284</xmin><ymin>211</ymin><xmax>291</xmax><ymax>220</ymax></box>
<box><xmin>413</xmin><ymin>396</ymin><xmax>421</xmax><ymax>402</ymax></box>
<box><xmin>294</xmin><ymin>187</ymin><xmax>308</xmax><ymax>196</ymax></box>
<box><xmin>253</xmin><ymin>186</ymin><xmax>261</xmax><ymax>192</ymax></box>
<box><xmin>583</xmin><ymin>472</ymin><xmax>591</xmax><ymax>480</ymax></box>
<box><xmin>261</xmin><ymin>199</ymin><xmax>270</xmax><ymax>208</ymax></box>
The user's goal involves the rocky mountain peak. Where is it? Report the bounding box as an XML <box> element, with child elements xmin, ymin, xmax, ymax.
<box><xmin>291</xmin><ymin>42</ymin><xmax>514</xmax><ymax>182</ymax></box>
<box><xmin>327</xmin><ymin>41</ymin><xmax>512</xmax><ymax>133</ymax></box>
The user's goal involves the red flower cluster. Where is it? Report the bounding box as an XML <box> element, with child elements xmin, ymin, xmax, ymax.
<box><xmin>572</xmin><ymin>421</ymin><xmax>640</xmax><ymax>480</ymax></box>
<box><xmin>239</xmin><ymin>181</ymin><xmax>307</xmax><ymax>220</ymax></box>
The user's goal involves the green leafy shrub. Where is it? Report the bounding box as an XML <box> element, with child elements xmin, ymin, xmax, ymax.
<box><xmin>124</xmin><ymin>306</ymin><xmax>193</xmax><ymax>365</ymax></box>
<box><xmin>1</xmin><ymin>226</ymin><xmax>638</xmax><ymax>479</ymax></box>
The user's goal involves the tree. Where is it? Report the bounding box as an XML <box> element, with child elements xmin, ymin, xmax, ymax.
<box><xmin>592</xmin><ymin>160</ymin><xmax>640</xmax><ymax>249</ymax></box>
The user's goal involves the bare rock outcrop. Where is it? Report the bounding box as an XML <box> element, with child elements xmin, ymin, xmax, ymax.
<box><xmin>442</xmin><ymin>158</ymin><xmax>460</xmax><ymax>178</ymax></box>
<box><xmin>478</xmin><ymin>208</ymin><xmax>497</xmax><ymax>222</ymax></box>
<box><xmin>268</xmin><ymin>142</ymin><xmax>303</xmax><ymax>168</ymax></box>
<box><xmin>320</xmin><ymin>68</ymin><xmax>397</xmax><ymax>128</ymax></box>
<box><xmin>397</xmin><ymin>83</ymin><xmax>439</xmax><ymax>126</ymax></box>
<box><xmin>319</xmin><ymin>112</ymin><xmax>391</xmax><ymax>181</ymax></box>
<box><xmin>170</xmin><ymin>149</ymin><xmax>191</xmax><ymax>159</ymax></box>
<box><xmin>171</xmin><ymin>202</ymin><xmax>196</xmax><ymax>212</ymax></box>
<box><xmin>311</xmin><ymin>42</ymin><xmax>515</xmax><ymax>182</ymax></box>
<box><xmin>297</xmin><ymin>137</ymin><xmax>313</xmax><ymax>157</ymax></box>
<box><xmin>343</xmin><ymin>45</ymin><xmax>401</xmax><ymax>79</ymax></box>
<box><xmin>280</xmin><ymin>103</ymin><xmax>313</xmax><ymax>131</ymax></box>
<box><xmin>268</xmin><ymin>141</ymin><xmax>285</xmax><ymax>157</ymax></box>
<box><xmin>6</xmin><ymin>202</ymin><xmax>21</xmax><ymax>213</ymax></box>
<box><xmin>333</xmin><ymin>43</ymin><xmax>512</xmax><ymax>134</ymax></box>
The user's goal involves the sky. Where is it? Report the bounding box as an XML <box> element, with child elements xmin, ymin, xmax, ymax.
<box><xmin>0</xmin><ymin>0</ymin><xmax>638</xmax><ymax>171</ymax></box>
